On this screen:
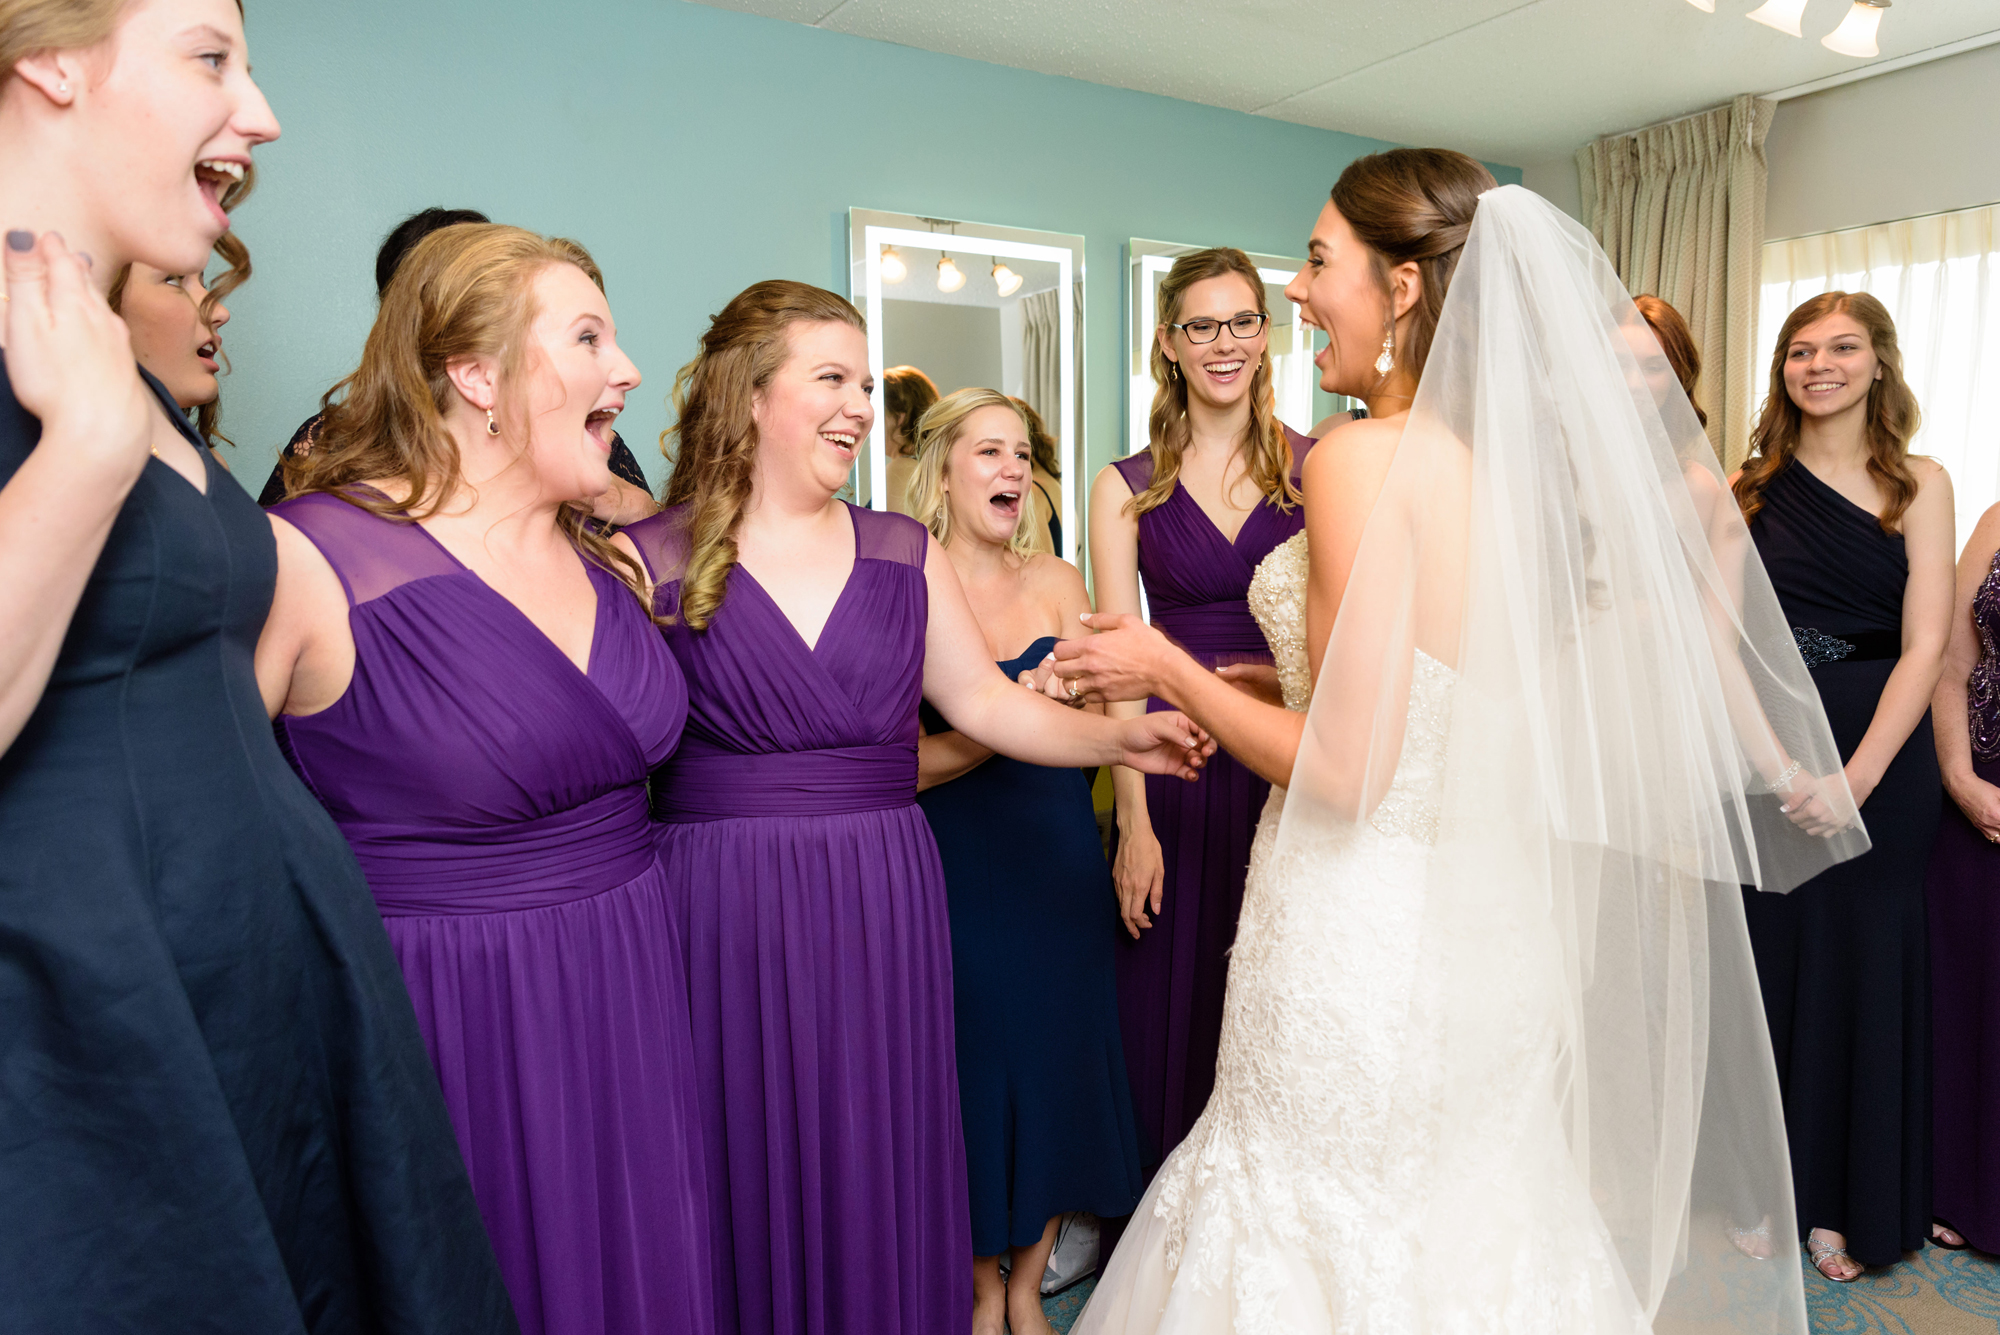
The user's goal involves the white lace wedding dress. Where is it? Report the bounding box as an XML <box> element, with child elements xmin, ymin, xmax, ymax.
<box><xmin>1076</xmin><ymin>532</ymin><xmax>1643</xmax><ymax>1334</ymax></box>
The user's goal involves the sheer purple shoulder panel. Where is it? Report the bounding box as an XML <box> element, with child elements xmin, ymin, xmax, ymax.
<box><xmin>619</xmin><ymin>506</ymin><xmax>692</xmax><ymax>586</ymax></box>
<box><xmin>852</xmin><ymin>503</ymin><xmax>929</xmax><ymax>568</ymax></box>
<box><xmin>268</xmin><ymin>491</ymin><xmax>459</xmax><ymax>606</ymax></box>
<box><xmin>1110</xmin><ymin>451</ymin><xmax>1152</xmax><ymax>496</ymax></box>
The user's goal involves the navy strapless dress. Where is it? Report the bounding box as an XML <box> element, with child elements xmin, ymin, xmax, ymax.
<box><xmin>918</xmin><ymin>636</ymin><xmax>1143</xmax><ymax>1255</ymax></box>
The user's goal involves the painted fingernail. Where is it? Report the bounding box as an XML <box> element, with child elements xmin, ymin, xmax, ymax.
<box><xmin>5</xmin><ymin>231</ymin><xmax>31</xmax><ymax>252</ymax></box>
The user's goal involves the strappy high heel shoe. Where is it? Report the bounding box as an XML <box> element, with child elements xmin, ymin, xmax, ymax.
<box><xmin>1806</xmin><ymin>1230</ymin><xmax>1861</xmax><ymax>1282</ymax></box>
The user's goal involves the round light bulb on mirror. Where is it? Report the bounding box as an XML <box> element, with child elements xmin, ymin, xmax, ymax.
<box><xmin>936</xmin><ymin>254</ymin><xmax>967</xmax><ymax>294</ymax></box>
<box><xmin>991</xmin><ymin>260</ymin><xmax>1023</xmax><ymax>297</ymax></box>
<box><xmin>1822</xmin><ymin>0</ymin><xmax>1889</xmax><ymax>57</ymax></box>
<box><xmin>1745</xmin><ymin>0</ymin><xmax>1809</xmax><ymax>36</ymax></box>
<box><xmin>880</xmin><ymin>246</ymin><xmax>907</xmax><ymax>284</ymax></box>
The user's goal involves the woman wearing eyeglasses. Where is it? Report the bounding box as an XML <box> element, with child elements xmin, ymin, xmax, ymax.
<box><xmin>1087</xmin><ymin>247</ymin><xmax>1328</xmax><ymax>1181</ymax></box>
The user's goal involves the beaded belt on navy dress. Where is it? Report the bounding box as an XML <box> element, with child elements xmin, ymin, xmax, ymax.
<box><xmin>1792</xmin><ymin>627</ymin><xmax>1901</xmax><ymax>668</ymax></box>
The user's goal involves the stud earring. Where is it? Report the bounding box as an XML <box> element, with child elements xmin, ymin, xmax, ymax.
<box><xmin>485</xmin><ymin>409</ymin><xmax>500</xmax><ymax>437</ymax></box>
<box><xmin>1374</xmin><ymin>330</ymin><xmax>1396</xmax><ymax>378</ymax></box>
<box><xmin>56</xmin><ymin>81</ymin><xmax>68</xmax><ymax>96</ymax></box>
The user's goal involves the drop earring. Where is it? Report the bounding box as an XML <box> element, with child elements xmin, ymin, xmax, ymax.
<box><xmin>1374</xmin><ymin>330</ymin><xmax>1396</xmax><ymax>378</ymax></box>
<box><xmin>485</xmin><ymin>409</ymin><xmax>500</xmax><ymax>437</ymax></box>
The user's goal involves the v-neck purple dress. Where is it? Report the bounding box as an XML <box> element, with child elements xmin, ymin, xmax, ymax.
<box><xmin>269</xmin><ymin>493</ymin><xmax>712</xmax><ymax>1335</ymax></box>
<box><xmin>625</xmin><ymin>503</ymin><xmax>970</xmax><ymax>1335</ymax></box>
<box><xmin>1109</xmin><ymin>426</ymin><xmax>1311</xmax><ymax>1168</ymax></box>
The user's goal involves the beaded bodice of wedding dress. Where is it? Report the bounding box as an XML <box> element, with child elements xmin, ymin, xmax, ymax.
<box><xmin>1079</xmin><ymin>532</ymin><xmax>1640</xmax><ymax>1334</ymax></box>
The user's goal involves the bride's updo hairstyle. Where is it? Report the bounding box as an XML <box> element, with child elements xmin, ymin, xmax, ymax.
<box><xmin>1328</xmin><ymin>147</ymin><xmax>1496</xmax><ymax>385</ymax></box>
<box><xmin>661</xmin><ymin>279</ymin><xmax>867</xmax><ymax>630</ymax></box>
<box><xmin>287</xmin><ymin>223</ymin><xmax>651</xmax><ymax>607</ymax></box>
<box><xmin>1132</xmin><ymin>247</ymin><xmax>1295</xmax><ymax>517</ymax></box>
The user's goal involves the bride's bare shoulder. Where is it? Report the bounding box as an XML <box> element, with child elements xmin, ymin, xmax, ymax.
<box><xmin>1303</xmin><ymin>414</ymin><xmax>1402</xmax><ymax>496</ymax></box>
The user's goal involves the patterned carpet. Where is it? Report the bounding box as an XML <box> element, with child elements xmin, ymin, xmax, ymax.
<box><xmin>1036</xmin><ymin>1249</ymin><xmax>2000</xmax><ymax>1332</ymax></box>
<box><xmin>1806</xmin><ymin>1246</ymin><xmax>2000</xmax><ymax>1334</ymax></box>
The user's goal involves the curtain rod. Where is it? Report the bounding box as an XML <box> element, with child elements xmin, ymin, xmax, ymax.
<box><xmin>1601</xmin><ymin>26</ymin><xmax>2000</xmax><ymax>142</ymax></box>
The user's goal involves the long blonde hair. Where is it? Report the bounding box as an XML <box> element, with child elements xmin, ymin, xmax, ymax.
<box><xmin>284</xmin><ymin>223</ymin><xmax>651</xmax><ymax>610</ymax></box>
<box><xmin>909</xmin><ymin>388</ymin><xmax>1036</xmax><ymax>558</ymax></box>
<box><xmin>1133</xmin><ymin>247</ymin><xmax>1295</xmax><ymax>517</ymax></box>
<box><xmin>660</xmin><ymin>280</ymin><xmax>867</xmax><ymax>630</ymax></box>
<box><xmin>1733</xmin><ymin>291</ymin><xmax>1923</xmax><ymax>533</ymax></box>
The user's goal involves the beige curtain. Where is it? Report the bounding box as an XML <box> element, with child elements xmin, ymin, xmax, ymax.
<box><xmin>1577</xmin><ymin>94</ymin><xmax>1774</xmax><ymax>466</ymax></box>
<box><xmin>1019</xmin><ymin>285</ymin><xmax>1082</xmax><ymax>434</ymax></box>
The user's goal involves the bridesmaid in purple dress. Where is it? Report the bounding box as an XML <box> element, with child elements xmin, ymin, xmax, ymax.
<box><xmin>256</xmin><ymin>226</ymin><xmax>711</xmax><ymax>1335</ymax></box>
<box><xmin>622</xmin><ymin>281</ymin><xmax>1212</xmax><ymax>1335</ymax></box>
<box><xmin>1088</xmin><ymin>248</ymin><xmax>1335</xmax><ymax>1169</ymax></box>
<box><xmin>1928</xmin><ymin>499</ymin><xmax>2000</xmax><ymax>1255</ymax></box>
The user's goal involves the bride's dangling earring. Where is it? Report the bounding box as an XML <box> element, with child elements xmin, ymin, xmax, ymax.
<box><xmin>1375</xmin><ymin>329</ymin><xmax>1396</xmax><ymax>378</ymax></box>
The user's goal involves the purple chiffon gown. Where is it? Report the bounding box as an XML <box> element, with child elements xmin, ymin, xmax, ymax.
<box><xmin>1108</xmin><ymin>426</ymin><xmax>1312</xmax><ymax>1168</ymax></box>
<box><xmin>269</xmin><ymin>493</ymin><xmax>712</xmax><ymax>1335</ymax></box>
<box><xmin>625</xmin><ymin>502</ymin><xmax>971</xmax><ymax>1335</ymax></box>
<box><xmin>1929</xmin><ymin>546</ymin><xmax>2000</xmax><ymax>1252</ymax></box>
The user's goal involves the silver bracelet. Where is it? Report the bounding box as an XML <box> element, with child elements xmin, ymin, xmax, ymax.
<box><xmin>1769</xmin><ymin>759</ymin><xmax>1803</xmax><ymax>793</ymax></box>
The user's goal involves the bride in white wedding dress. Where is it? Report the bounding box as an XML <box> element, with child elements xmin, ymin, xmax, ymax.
<box><xmin>1053</xmin><ymin>151</ymin><xmax>1867</xmax><ymax>1334</ymax></box>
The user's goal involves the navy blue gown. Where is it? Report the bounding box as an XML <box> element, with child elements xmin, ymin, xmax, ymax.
<box><xmin>917</xmin><ymin>636</ymin><xmax>1143</xmax><ymax>1255</ymax></box>
<box><xmin>0</xmin><ymin>359</ymin><xmax>516</xmax><ymax>1332</ymax></box>
<box><xmin>1742</xmin><ymin>460</ymin><xmax>1938</xmax><ymax>1266</ymax></box>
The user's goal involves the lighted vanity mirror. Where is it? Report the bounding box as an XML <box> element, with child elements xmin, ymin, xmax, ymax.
<box><xmin>848</xmin><ymin>208</ymin><xmax>1085</xmax><ymax>564</ymax></box>
<box><xmin>1126</xmin><ymin>239</ymin><xmax>1356</xmax><ymax>458</ymax></box>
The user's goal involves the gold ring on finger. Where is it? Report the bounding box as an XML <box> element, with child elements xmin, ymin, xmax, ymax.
<box><xmin>1066</xmin><ymin>677</ymin><xmax>1082</xmax><ymax>701</ymax></box>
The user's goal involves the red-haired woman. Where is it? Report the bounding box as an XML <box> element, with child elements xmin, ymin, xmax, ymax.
<box><xmin>1733</xmin><ymin>291</ymin><xmax>1955</xmax><ymax>1281</ymax></box>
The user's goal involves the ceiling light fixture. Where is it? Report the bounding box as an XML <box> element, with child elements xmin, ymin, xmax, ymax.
<box><xmin>1822</xmin><ymin>0</ymin><xmax>1890</xmax><ymax>56</ymax></box>
<box><xmin>991</xmin><ymin>259</ymin><xmax>1023</xmax><ymax>297</ymax></box>
<box><xmin>880</xmin><ymin>246</ymin><xmax>907</xmax><ymax>284</ymax></box>
<box><xmin>1745</xmin><ymin>0</ymin><xmax>1810</xmax><ymax>36</ymax></box>
<box><xmin>936</xmin><ymin>253</ymin><xmax>966</xmax><ymax>294</ymax></box>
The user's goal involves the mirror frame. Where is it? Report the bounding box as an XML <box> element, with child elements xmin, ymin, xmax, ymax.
<box><xmin>848</xmin><ymin>207</ymin><xmax>1086</xmax><ymax>563</ymax></box>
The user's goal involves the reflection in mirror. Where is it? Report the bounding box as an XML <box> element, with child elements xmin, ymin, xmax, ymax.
<box><xmin>1126</xmin><ymin>239</ymin><xmax>1359</xmax><ymax>456</ymax></box>
<box><xmin>849</xmin><ymin>209</ymin><xmax>1085</xmax><ymax>563</ymax></box>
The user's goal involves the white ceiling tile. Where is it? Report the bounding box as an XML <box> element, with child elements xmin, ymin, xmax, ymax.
<box><xmin>693</xmin><ymin>0</ymin><xmax>2000</xmax><ymax>161</ymax></box>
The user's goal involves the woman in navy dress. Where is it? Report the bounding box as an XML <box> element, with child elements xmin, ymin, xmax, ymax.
<box><xmin>1088</xmin><ymin>247</ymin><xmax>1331</xmax><ymax>1170</ymax></box>
<box><xmin>0</xmin><ymin>2</ymin><xmax>512</xmax><ymax>1328</ymax></box>
<box><xmin>1734</xmin><ymin>291</ymin><xmax>1954</xmax><ymax>1281</ymax></box>
<box><xmin>909</xmin><ymin>389</ymin><xmax>1143</xmax><ymax>1335</ymax></box>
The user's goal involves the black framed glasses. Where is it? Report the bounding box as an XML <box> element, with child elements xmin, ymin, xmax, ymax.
<box><xmin>1169</xmin><ymin>312</ymin><xmax>1268</xmax><ymax>344</ymax></box>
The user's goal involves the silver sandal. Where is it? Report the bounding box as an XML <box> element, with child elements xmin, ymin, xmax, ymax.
<box><xmin>1806</xmin><ymin>1234</ymin><xmax>1860</xmax><ymax>1283</ymax></box>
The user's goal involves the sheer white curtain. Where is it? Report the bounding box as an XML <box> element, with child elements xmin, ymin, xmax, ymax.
<box><xmin>1759</xmin><ymin>202</ymin><xmax>2000</xmax><ymax>549</ymax></box>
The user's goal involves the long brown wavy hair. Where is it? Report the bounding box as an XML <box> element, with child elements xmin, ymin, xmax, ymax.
<box><xmin>1132</xmin><ymin>247</ymin><xmax>1294</xmax><ymax>517</ymax></box>
<box><xmin>883</xmin><ymin>364</ymin><xmax>938</xmax><ymax>459</ymax></box>
<box><xmin>284</xmin><ymin>223</ymin><xmax>651</xmax><ymax>609</ymax></box>
<box><xmin>1329</xmin><ymin>148</ymin><xmax>1494</xmax><ymax>387</ymax></box>
<box><xmin>1633</xmin><ymin>294</ymin><xmax>1706</xmax><ymax>429</ymax></box>
<box><xmin>1732</xmin><ymin>291</ymin><xmax>1922</xmax><ymax>532</ymax></box>
<box><xmin>660</xmin><ymin>280</ymin><xmax>867</xmax><ymax>630</ymax></box>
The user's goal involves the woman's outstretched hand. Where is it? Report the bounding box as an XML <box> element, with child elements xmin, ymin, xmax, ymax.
<box><xmin>2</xmin><ymin>230</ymin><xmax>151</xmax><ymax>479</ymax></box>
<box><xmin>1116</xmin><ymin>710</ymin><xmax>1215</xmax><ymax>781</ymax></box>
<box><xmin>1047</xmin><ymin>612</ymin><xmax>1182</xmax><ymax>706</ymax></box>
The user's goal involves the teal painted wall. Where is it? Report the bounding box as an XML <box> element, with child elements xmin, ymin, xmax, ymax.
<box><xmin>223</xmin><ymin>0</ymin><xmax>1520</xmax><ymax>491</ymax></box>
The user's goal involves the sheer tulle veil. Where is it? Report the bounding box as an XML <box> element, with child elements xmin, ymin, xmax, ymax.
<box><xmin>1276</xmin><ymin>186</ymin><xmax>1867</xmax><ymax>1328</ymax></box>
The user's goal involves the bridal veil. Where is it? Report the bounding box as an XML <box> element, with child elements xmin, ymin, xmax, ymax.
<box><xmin>1276</xmin><ymin>185</ymin><xmax>1867</xmax><ymax>1331</ymax></box>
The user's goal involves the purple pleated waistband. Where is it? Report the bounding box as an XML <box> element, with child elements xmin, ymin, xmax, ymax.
<box><xmin>653</xmin><ymin>743</ymin><xmax>917</xmax><ymax>822</ymax></box>
<box><xmin>1153</xmin><ymin>601</ymin><xmax>1276</xmax><ymax>656</ymax></box>
<box><xmin>348</xmin><ymin>787</ymin><xmax>658</xmax><ymax>916</ymax></box>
